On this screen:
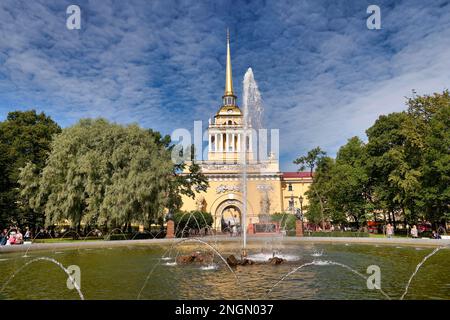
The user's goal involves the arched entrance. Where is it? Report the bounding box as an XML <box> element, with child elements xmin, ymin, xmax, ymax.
<box><xmin>221</xmin><ymin>205</ymin><xmax>241</xmax><ymax>232</ymax></box>
<box><xmin>214</xmin><ymin>199</ymin><xmax>244</xmax><ymax>231</ymax></box>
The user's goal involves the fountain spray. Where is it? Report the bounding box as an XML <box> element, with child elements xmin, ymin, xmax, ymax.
<box><xmin>241</xmin><ymin>67</ymin><xmax>263</xmax><ymax>258</ymax></box>
<box><xmin>241</xmin><ymin>74</ymin><xmax>249</xmax><ymax>258</ymax></box>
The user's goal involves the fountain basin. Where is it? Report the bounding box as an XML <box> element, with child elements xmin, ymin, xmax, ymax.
<box><xmin>0</xmin><ymin>240</ymin><xmax>448</xmax><ymax>300</ymax></box>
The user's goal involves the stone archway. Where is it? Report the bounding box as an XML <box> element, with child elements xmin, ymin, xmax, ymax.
<box><xmin>214</xmin><ymin>199</ymin><xmax>244</xmax><ymax>231</ymax></box>
<box><xmin>221</xmin><ymin>205</ymin><xmax>241</xmax><ymax>232</ymax></box>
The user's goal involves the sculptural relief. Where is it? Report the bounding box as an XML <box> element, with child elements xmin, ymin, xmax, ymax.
<box><xmin>216</xmin><ymin>184</ymin><xmax>242</xmax><ymax>194</ymax></box>
<box><xmin>195</xmin><ymin>195</ymin><xmax>206</xmax><ymax>212</ymax></box>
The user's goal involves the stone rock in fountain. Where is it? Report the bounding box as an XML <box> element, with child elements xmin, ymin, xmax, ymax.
<box><xmin>177</xmin><ymin>255</ymin><xmax>195</xmax><ymax>264</ymax></box>
<box><xmin>226</xmin><ymin>254</ymin><xmax>240</xmax><ymax>267</ymax></box>
<box><xmin>241</xmin><ymin>258</ymin><xmax>255</xmax><ymax>266</ymax></box>
<box><xmin>268</xmin><ymin>257</ymin><xmax>285</xmax><ymax>265</ymax></box>
<box><xmin>226</xmin><ymin>254</ymin><xmax>284</xmax><ymax>267</ymax></box>
<box><xmin>227</xmin><ymin>255</ymin><xmax>286</xmax><ymax>268</ymax></box>
<box><xmin>226</xmin><ymin>255</ymin><xmax>256</xmax><ymax>267</ymax></box>
<box><xmin>176</xmin><ymin>252</ymin><xmax>213</xmax><ymax>264</ymax></box>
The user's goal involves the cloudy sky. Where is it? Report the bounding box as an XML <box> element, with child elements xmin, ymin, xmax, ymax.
<box><xmin>0</xmin><ymin>0</ymin><xmax>449</xmax><ymax>170</ymax></box>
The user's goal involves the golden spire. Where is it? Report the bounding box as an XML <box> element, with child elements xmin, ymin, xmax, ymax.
<box><xmin>224</xmin><ymin>29</ymin><xmax>234</xmax><ymax>96</ymax></box>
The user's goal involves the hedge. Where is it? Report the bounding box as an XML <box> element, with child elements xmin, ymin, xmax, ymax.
<box><xmin>304</xmin><ymin>231</ymin><xmax>370</xmax><ymax>237</ymax></box>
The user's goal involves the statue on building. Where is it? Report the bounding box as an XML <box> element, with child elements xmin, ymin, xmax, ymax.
<box><xmin>195</xmin><ymin>195</ymin><xmax>206</xmax><ymax>212</ymax></box>
<box><xmin>259</xmin><ymin>191</ymin><xmax>271</xmax><ymax>223</ymax></box>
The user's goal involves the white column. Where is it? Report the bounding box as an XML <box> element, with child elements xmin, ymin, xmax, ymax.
<box><xmin>237</xmin><ymin>133</ymin><xmax>241</xmax><ymax>152</ymax></box>
<box><xmin>208</xmin><ymin>134</ymin><xmax>212</xmax><ymax>152</ymax></box>
<box><xmin>231</xmin><ymin>133</ymin><xmax>235</xmax><ymax>152</ymax></box>
<box><xmin>214</xmin><ymin>134</ymin><xmax>218</xmax><ymax>152</ymax></box>
<box><xmin>230</xmin><ymin>133</ymin><xmax>233</xmax><ymax>152</ymax></box>
<box><xmin>220</xmin><ymin>133</ymin><xmax>223</xmax><ymax>151</ymax></box>
<box><xmin>225</xmin><ymin>133</ymin><xmax>229</xmax><ymax>152</ymax></box>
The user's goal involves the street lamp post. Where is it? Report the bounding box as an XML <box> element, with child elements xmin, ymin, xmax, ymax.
<box><xmin>294</xmin><ymin>195</ymin><xmax>304</xmax><ymax>237</ymax></box>
<box><xmin>299</xmin><ymin>195</ymin><xmax>304</xmax><ymax>232</ymax></box>
<box><xmin>165</xmin><ymin>210</ymin><xmax>175</xmax><ymax>239</ymax></box>
<box><xmin>289</xmin><ymin>195</ymin><xmax>295</xmax><ymax>216</ymax></box>
<box><xmin>299</xmin><ymin>196</ymin><xmax>303</xmax><ymax>216</ymax></box>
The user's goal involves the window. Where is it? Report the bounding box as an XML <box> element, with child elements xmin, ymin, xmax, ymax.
<box><xmin>224</xmin><ymin>96</ymin><xmax>235</xmax><ymax>106</ymax></box>
<box><xmin>288</xmin><ymin>184</ymin><xmax>293</xmax><ymax>191</ymax></box>
<box><xmin>288</xmin><ymin>199</ymin><xmax>294</xmax><ymax>210</ymax></box>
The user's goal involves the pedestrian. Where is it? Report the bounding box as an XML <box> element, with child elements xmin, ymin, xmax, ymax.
<box><xmin>15</xmin><ymin>228</ymin><xmax>23</xmax><ymax>244</ymax></box>
<box><xmin>24</xmin><ymin>228</ymin><xmax>31</xmax><ymax>242</ymax></box>
<box><xmin>386</xmin><ymin>223</ymin><xmax>394</xmax><ymax>238</ymax></box>
<box><xmin>232</xmin><ymin>224</ymin><xmax>237</xmax><ymax>237</ymax></box>
<box><xmin>7</xmin><ymin>230</ymin><xmax>17</xmax><ymax>245</ymax></box>
<box><xmin>431</xmin><ymin>231</ymin><xmax>441</xmax><ymax>239</ymax></box>
<box><xmin>0</xmin><ymin>229</ymin><xmax>7</xmax><ymax>245</ymax></box>
<box><xmin>411</xmin><ymin>225</ymin><xmax>418</xmax><ymax>238</ymax></box>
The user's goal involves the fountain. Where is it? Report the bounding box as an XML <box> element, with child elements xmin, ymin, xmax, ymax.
<box><xmin>0</xmin><ymin>257</ymin><xmax>84</xmax><ymax>300</ymax></box>
<box><xmin>241</xmin><ymin>68</ymin><xmax>281</xmax><ymax>248</ymax></box>
<box><xmin>1</xmin><ymin>241</ymin><xmax>447</xmax><ymax>300</ymax></box>
<box><xmin>240</xmin><ymin>68</ymin><xmax>254</xmax><ymax>257</ymax></box>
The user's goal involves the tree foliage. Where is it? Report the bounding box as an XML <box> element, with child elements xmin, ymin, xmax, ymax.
<box><xmin>18</xmin><ymin>119</ymin><xmax>208</xmax><ymax>230</ymax></box>
<box><xmin>271</xmin><ymin>212</ymin><xmax>296</xmax><ymax>231</ymax></box>
<box><xmin>297</xmin><ymin>90</ymin><xmax>450</xmax><ymax>229</ymax></box>
<box><xmin>0</xmin><ymin>110</ymin><xmax>61</xmax><ymax>227</ymax></box>
<box><xmin>293</xmin><ymin>146</ymin><xmax>325</xmax><ymax>174</ymax></box>
<box><xmin>174</xmin><ymin>210</ymin><xmax>213</xmax><ymax>236</ymax></box>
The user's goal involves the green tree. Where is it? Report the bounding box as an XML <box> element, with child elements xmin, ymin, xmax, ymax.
<box><xmin>366</xmin><ymin>112</ymin><xmax>413</xmax><ymax>228</ymax></box>
<box><xmin>365</xmin><ymin>91</ymin><xmax>450</xmax><ymax>228</ymax></box>
<box><xmin>294</xmin><ymin>147</ymin><xmax>326</xmax><ymax>174</ymax></box>
<box><xmin>294</xmin><ymin>147</ymin><xmax>328</xmax><ymax>228</ymax></box>
<box><xmin>296</xmin><ymin>90</ymin><xmax>449</xmax><ymax>232</ymax></box>
<box><xmin>0</xmin><ymin>110</ymin><xmax>61</xmax><ymax>227</ymax></box>
<box><xmin>19</xmin><ymin>119</ymin><xmax>208</xmax><ymax>232</ymax></box>
<box><xmin>408</xmin><ymin>91</ymin><xmax>450</xmax><ymax>226</ymax></box>
<box><xmin>303</xmin><ymin>155</ymin><xmax>334</xmax><ymax>228</ymax></box>
<box><xmin>271</xmin><ymin>212</ymin><xmax>296</xmax><ymax>231</ymax></box>
<box><xmin>174</xmin><ymin>210</ymin><xmax>213</xmax><ymax>237</ymax></box>
<box><xmin>329</xmin><ymin>137</ymin><xmax>371</xmax><ymax>228</ymax></box>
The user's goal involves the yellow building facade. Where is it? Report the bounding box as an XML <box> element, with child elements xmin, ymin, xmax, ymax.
<box><xmin>181</xmin><ymin>33</ymin><xmax>312</xmax><ymax>231</ymax></box>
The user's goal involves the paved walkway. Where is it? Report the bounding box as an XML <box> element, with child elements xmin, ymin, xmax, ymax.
<box><xmin>0</xmin><ymin>236</ymin><xmax>448</xmax><ymax>254</ymax></box>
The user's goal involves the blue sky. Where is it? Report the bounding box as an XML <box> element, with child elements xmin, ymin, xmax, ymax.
<box><xmin>0</xmin><ymin>0</ymin><xmax>449</xmax><ymax>171</ymax></box>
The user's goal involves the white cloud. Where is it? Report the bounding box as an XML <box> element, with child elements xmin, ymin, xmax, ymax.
<box><xmin>0</xmin><ymin>0</ymin><xmax>448</xmax><ymax>171</ymax></box>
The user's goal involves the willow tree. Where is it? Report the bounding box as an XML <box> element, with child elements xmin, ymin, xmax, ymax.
<box><xmin>19</xmin><ymin>119</ymin><xmax>207</xmax><ymax>231</ymax></box>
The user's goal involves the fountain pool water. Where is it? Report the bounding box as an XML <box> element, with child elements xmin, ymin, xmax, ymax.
<box><xmin>0</xmin><ymin>242</ymin><xmax>448</xmax><ymax>300</ymax></box>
